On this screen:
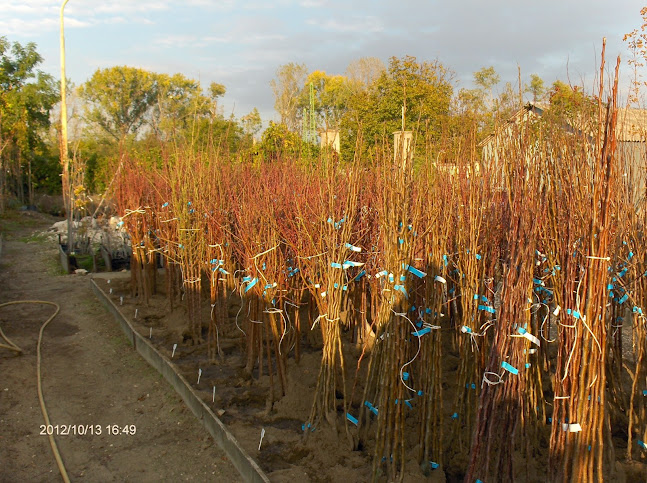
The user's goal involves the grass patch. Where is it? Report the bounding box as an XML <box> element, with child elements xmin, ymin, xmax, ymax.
<box><xmin>18</xmin><ymin>232</ymin><xmax>49</xmax><ymax>244</ymax></box>
<box><xmin>45</xmin><ymin>254</ymin><xmax>67</xmax><ymax>276</ymax></box>
<box><xmin>0</xmin><ymin>211</ymin><xmax>42</xmax><ymax>232</ymax></box>
<box><xmin>108</xmin><ymin>333</ymin><xmax>129</xmax><ymax>348</ymax></box>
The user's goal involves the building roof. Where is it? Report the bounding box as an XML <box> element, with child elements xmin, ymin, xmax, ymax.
<box><xmin>478</xmin><ymin>103</ymin><xmax>545</xmax><ymax>147</ymax></box>
<box><xmin>616</xmin><ymin>108</ymin><xmax>647</xmax><ymax>142</ymax></box>
<box><xmin>481</xmin><ymin>104</ymin><xmax>647</xmax><ymax>146</ymax></box>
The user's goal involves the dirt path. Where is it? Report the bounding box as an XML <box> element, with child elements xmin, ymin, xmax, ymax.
<box><xmin>0</xmin><ymin>210</ymin><xmax>241</xmax><ymax>482</ymax></box>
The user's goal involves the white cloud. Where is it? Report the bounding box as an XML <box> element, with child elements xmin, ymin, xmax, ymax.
<box><xmin>242</xmin><ymin>0</ymin><xmax>292</xmax><ymax>9</ymax></box>
<box><xmin>79</xmin><ymin>1</ymin><xmax>170</xmax><ymax>15</ymax></box>
<box><xmin>155</xmin><ymin>35</ymin><xmax>206</xmax><ymax>49</ymax></box>
<box><xmin>203</xmin><ymin>35</ymin><xmax>234</xmax><ymax>44</ymax></box>
<box><xmin>0</xmin><ymin>17</ymin><xmax>58</xmax><ymax>36</ymax></box>
<box><xmin>65</xmin><ymin>16</ymin><xmax>93</xmax><ymax>28</ymax></box>
<box><xmin>156</xmin><ymin>32</ymin><xmax>287</xmax><ymax>49</ymax></box>
<box><xmin>186</xmin><ymin>0</ymin><xmax>237</xmax><ymax>9</ymax></box>
<box><xmin>104</xmin><ymin>16</ymin><xmax>127</xmax><ymax>25</ymax></box>
<box><xmin>244</xmin><ymin>33</ymin><xmax>287</xmax><ymax>43</ymax></box>
<box><xmin>300</xmin><ymin>0</ymin><xmax>327</xmax><ymax>7</ymax></box>
<box><xmin>309</xmin><ymin>15</ymin><xmax>383</xmax><ymax>33</ymax></box>
<box><xmin>1</xmin><ymin>4</ymin><xmax>54</xmax><ymax>15</ymax></box>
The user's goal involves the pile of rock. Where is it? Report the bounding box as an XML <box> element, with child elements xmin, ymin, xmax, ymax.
<box><xmin>45</xmin><ymin>216</ymin><xmax>130</xmax><ymax>257</ymax></box>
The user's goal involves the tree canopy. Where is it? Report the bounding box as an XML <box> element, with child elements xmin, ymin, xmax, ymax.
<box><xmin>78</xmin><ymin>66</ymin><xmax>157</xmax><ymax>144</ymax></box>
<box><xmin>0</xmin><ymin>37</ymin><xmax>58</xmax><ymax>208</ymax></box>
<box><xmin>270</xmin><ymin>62</ymin><xmax>308</xmax><ymax>131</ymax></box>
<box><xmin>337</xmin><ymin>55</ymin><xmax>454</xmax><ymax>162</ymax></box>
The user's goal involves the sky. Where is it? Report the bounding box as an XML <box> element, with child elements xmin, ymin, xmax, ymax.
<box><xmin>1</xmin><ymin>0</ymin><xmax>644</xmax><ymax>128</ymax></box>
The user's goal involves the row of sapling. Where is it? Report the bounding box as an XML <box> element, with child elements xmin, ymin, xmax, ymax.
<box><xmin>114</xmin><ymin>162</ymin><xmax>158</xmax><ymax>305</ymax></box>
<box><xmin>112</xmin><ymin>49</ymin><xmax>646</xmax><ymax>481</ymax></box>
<box><xmin>284</xmin><ymin>153</ymin><xmax>362</xmax><ymax>435</ymax></box>
<box><xmin>231</xmin><ymin>164</ymin><xmax>293</xmax><ymax>401</ymax></box>
<box><xmin>466</xmin><ymin>100</ymin><xmax>543</xmax><ymax>481</ymax></box>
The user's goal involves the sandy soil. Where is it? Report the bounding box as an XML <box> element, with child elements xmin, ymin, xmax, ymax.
<box><xmin>92</xmin><ymin>271</ymin><xmax>446</xmax><ymax>483</ymax></box>
<box><xmin>0</xmin><ymin>210</ymin><xmax>240</xmax><ymax>482</ymax></box>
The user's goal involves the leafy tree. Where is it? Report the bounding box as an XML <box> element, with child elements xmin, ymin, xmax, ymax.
<box><xmin>208</xmin><ymin>82</ymin><xmax>226</xmax><ymax>117</ymax></box>
<box><xmin>241</xmin><ymin>107</ymin><xmax>262</xmax><ymax>137</ymax></box>
<box><xmin>624</xmin><ymin>7</ymin><xmax>647</xmax><ymax>104</ymax></box>
<box><xmin>456</xmin><ymin>66</ymin><xmax>500</xmax><ymax>125</ymax></box>
<box><xmin>340</xmin><ymin>55</ymin><xmax>453</xmax><ymax>163</ymax></box>
<box><xmin>78</xmin><ymin>68</ymin><xmax>237</xmax><ymax>189</ymax></box>
<box><xmin>345</xmin><ymin>57</ymin><xmax>385</xmax><ymax>90</ymax></box>
<box><xmin>150</xmin><ymin>72</ymin><xmax>208</xmax><ymax>141</ymax></box>
<box><xmin>78</xmin><ymin>66</ymin><xmax>157</xmax><ymax>145</ymax></box>
<box><xmin>526</xmin><ymin>74</ymin><xmax>546</xmax><ymax>103</ymax></box>
<box><xmin>270</xmin><ymin>62</ymin><xmax>308</xmax><ymax>131</ymax></box>
<box><xmin>527</xmin><ymin>80</ymin><xmax>597</xmax><ymax>147</ymax></box>
<box><xmin>73</xmin><ymin>131</ymin><xmax>118</xmax><ymax>193</ymax></box>
<box><xmin>474</xmin><ymin>66</ymin><xmax>500</xmax><ymax>97</ymax></box>
<box><xmin>494</xmin><ymin>81</ymin><xmax>520</xmax><ymax>120</ymax></box>
<box><xmin>456</xmin><ymin>67</ymin><xmax>528</xmax><ymax>139</ymax></box>
<box><xmin>258</xmin><ymin>121</ymin><xmax>316</xmax><ymax>162</ymax></box>
<box><xmin>548</xmin><ymin>81</ymin><xmax>588</xmax><ymax>112</ymax></box>
<box><xmin>298</xmin><ymin>70</ymin><xmax>351</xmax><ymax>130</ymax></box>
<box><xmin>0</xmin><ymin>37</ymin><xmax>58</xmax><ymax>208</ymax></box>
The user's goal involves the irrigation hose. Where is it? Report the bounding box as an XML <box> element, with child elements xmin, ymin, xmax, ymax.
<box><xmin>0</xmin><ymin>300</ymin><xmax>70</xmax><ymax>483</ymax></box>
<box><xmin>0</xmin><ymin>322</ymin><xmax>22</xmax><ymax>353</ymax></box>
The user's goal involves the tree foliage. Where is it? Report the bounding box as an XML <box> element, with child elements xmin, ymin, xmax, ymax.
<box><xmin>241</xmin><ymin>107</ymin><xmax>262</xmax><ymax>136</ymax></box>
<box><xmin>339</xmin><ymin>55</ymin><xmax>454</xmax><ymax>162</ymax></box>
<box><xmin>624</xmin><ymin>6</ymin><xmax>647</xmax><ymax>104</ymax></box>
<box><xmin>256</xmin><ymin>121</ymin><xmax>318</xmax><ymax>163</ymax></box>
<box><xmin>526</xmin><ymin>74</ymin><xmax>546</xmax><ymax>103</ymax></box>
<box><xmin>0</xmin><ymin>37</ymin><xmax>58</xmax><ymax>208</ymax></box>
<box><xmin>74</xmin><ymin>65</ymin><xmax>244</xmax><ymax>191</ymax></box>
<box><xmin>548</xmin><ymin>81</ymin><xmax>592</xmax><ymax>113</ymax></box>
<box><xmin>79</xmin><ymin>66</ymin><xmax>157</xmax><ymax>144</ymax></box>
<box><xmin>150</xmin><ymin>72</ymin><xmax>206</xmax><ymax>141</ymax></box>
<box><xmin>345</xmin><ymin>56</ymin><xmax>386</xmax><ymax>90</ymax></box>
<box><xmin>456</xmin><ymin>66</ymin><xmax>501</xmax><ymax>129</ymax></box>
<box><xmin>270</xmin><ymin>62</ymin><xmax>308</xmax><ymax>131</ymax></box>
<box><xmin>298</xmin><ymin>70</ymin><xmax>351</xmax><ymax>130</ymax></box>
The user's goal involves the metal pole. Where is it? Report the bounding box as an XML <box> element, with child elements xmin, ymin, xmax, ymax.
<box><xmin>60</xmin><ymin>0</ymin><xmax>73</xmax><ymax>257</ymax></box>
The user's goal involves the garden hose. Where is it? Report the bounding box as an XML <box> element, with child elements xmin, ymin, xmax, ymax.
<box><xmin>0</xmin><ymin>300</ymin><xmax>70</xmax><ymax>483</ymax></box>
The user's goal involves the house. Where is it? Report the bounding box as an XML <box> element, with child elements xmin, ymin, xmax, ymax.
<box><xmin>479</xmin><ymin>103</ymin><xmax>547</xmax><ymax>167</ymax></box>
<box><xmin>480</xmin><ymin>103</ymin><xmax>647</xmax><ymax>208</ymax></box>
<box><xmin>616</xmin><ymin>108</ymin><xmax>647</xmax><ymax>209</ymax></box>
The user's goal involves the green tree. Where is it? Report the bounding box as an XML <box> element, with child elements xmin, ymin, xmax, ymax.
<box><xmin>241</xmin><ymin>107</ymin><xmax>262</xmax><ymax>137</ymax></box>
<box><xmin>340</xmin><ymin>55</ymin><xmax>453</xmax><ymax>163</ymax></box>
<box><xmin>270</xmin><ymin>62</ymin><xmax>308</xmax><ymax>131</ymax></box>
<box><xmin>474</xmin><ymin>66</ymin><xmax>500</xmax><ymax>98</ymax></box>
<box><xmin>78</xmin><ymin>66</ymin><xmax>157</xmax><ymax>145</ymax></box>
<box><xmin>0</xmin><ymin>37</ymin><xmax>58</xmax><ymax>208</ymax></box>
<box><xmin>151</xmin><ymin>72</ymin><xmax>208</xmax><ymax>141</ymax></box>
<box><xmin>456</xmin><ymin>66</ymin><xmax>500</xmax><ymax>125</ymax></box>
<box><xmin>298</xmin><ymin>70</ymin><xmax>351</xmax><ymax>130</ymax></box>
<box><xmin>548</xmin><ymin>81</ymin><xmax>589</xmax><ymax>112</ymax></box>
<box><xmin>526</xmin><ymin>74</ymin><xmax>546</xmax><ymax>103</ymax></box>
<box><xmin>494</xmin><ymin>81</ymin><xmax>520</xmax><ymax>121</ymax></box>
<box><xmin>208</xmin><ymin>82</ymin><xmax>226</xmax><ymax>118</ymax></box>
<box><xmin>345</xmin><ymin>56</ymin><xmax>385</xmax><ymax>90</ymax></box>
<box><xmin>258</xmin><ymin>121</ymin><xmax>316</xmax><ymax>162</ymax></box>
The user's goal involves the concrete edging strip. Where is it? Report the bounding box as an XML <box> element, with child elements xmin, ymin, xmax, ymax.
<box><xmin>90</xmin><ymin>278</ymin><xmax>270</xmax><ymax>483</ymax></box>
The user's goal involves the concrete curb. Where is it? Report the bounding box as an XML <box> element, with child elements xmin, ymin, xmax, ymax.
<box><xmin>59</xmin><ymin>244</ymin><xmax>70</xmax><ymax>273</ymax></box>
<box><xmin>90</xmin><ymin>278</ymin><xmax>270</xmax><ymax>483</ymax></box>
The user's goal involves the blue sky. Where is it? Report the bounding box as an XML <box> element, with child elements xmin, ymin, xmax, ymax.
<box><xmin>1</xmin><ymin>0</ymin><xmax>644</xmax><ymax>127</ymax></box>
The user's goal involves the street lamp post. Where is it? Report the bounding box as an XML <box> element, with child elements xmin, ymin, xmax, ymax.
<box><xmin>60</xmin><ymin>0</ymin><xmax>73</xmax><ymax>257</ymax></box>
